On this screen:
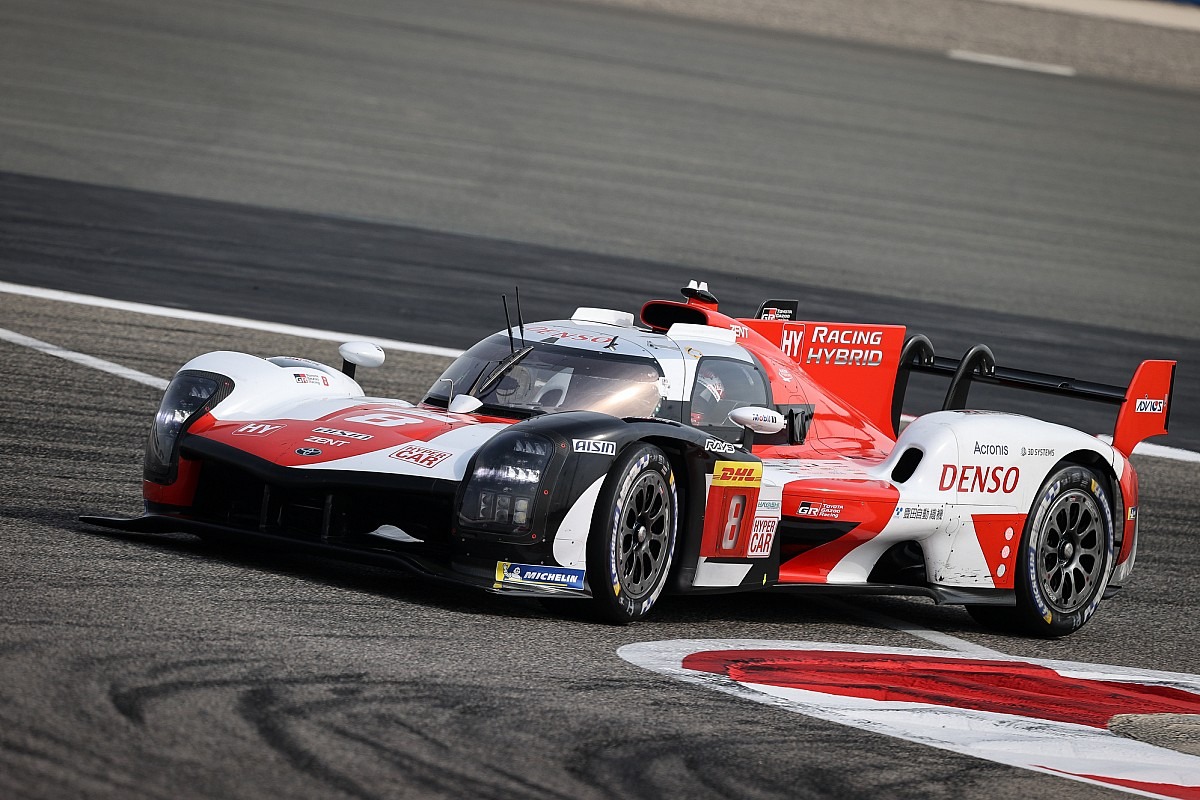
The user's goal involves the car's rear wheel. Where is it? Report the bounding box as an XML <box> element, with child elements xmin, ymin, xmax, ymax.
<box><xmin>968</xmin><ymin>464</ymin><xmax>1114</xmax><ymax>637</ymax></box>
<box><xmin>585</xmin><ymin>443</ymin><xmax>677</xmax><ymax>624</ymax></box>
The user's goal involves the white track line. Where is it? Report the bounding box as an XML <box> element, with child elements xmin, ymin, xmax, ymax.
<box><xmin>0</xmin><ymin>327</ymin><xmax>168</xmax><ymax>390</ymax></box>
<box><xmin>821</xmin><ymin>598</ymin><xmax>1007</xmax><ymax>656</ymax></box>
<box><xmin>0</xmin><ymin>281</ymin><xmax>464</xmax><ymax>359</ymax></box>
<box><xmin>948</xmin><ymin>49</ymin><xmax>1077</xmax><ymax>76</ymax></box>
<box><xmin>4</xmin><ymin>281</ymin><xmax>1196</xmax><ymax>463</ymax></box>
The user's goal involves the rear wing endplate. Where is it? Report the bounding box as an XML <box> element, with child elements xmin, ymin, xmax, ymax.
<box><xmin>895</xmin><ymin>336</ymin><xmax>1175</xmax><ymax>456</ymax></box>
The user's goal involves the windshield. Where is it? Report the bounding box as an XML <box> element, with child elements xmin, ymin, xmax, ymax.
<box><xmin>423</xmin><ymin>335</ymin><xmax>665</xmax><ymax>418</ymax></box>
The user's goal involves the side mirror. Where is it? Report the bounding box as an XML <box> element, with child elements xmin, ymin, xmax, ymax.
<box><xmin>448</xmin><ymin>394</ymin><xmax>483</xmax><ymax>414</ymax></box>
<box><xmin>728</xmin><ymin>406</ymin><xmax>786</xmax><ymax>435</ymax></box>
<box><xmin>338</xmin><ymin>341</ymin><xmax>385</xmax><ymax>379</ymax></box>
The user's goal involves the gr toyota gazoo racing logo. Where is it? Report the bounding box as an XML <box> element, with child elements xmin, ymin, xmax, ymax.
<box><xmin>796</xmin><ymin>501</ymin><xmax>842</xmax><ymax>519</ymax></box>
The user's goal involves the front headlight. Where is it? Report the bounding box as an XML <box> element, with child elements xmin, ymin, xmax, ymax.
<box><xmin>459</xmin><ymin>432</ymin><xmax>555</xmax><ymax>533</ymax></box>
<box><xmin>144</xmin><ymin>370</ymin><xmax>233</xmax><ymax>484</ymax></box>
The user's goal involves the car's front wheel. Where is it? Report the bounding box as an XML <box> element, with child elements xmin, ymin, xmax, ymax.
<box><xmin>585</xmin><ymin>443</ymin><xmax>678</xmax><ymax>624</ymax></box>
<box><xmin>968</xmin><ymin>464</ymin><xmax>1115</xmax><ymax>637</ymax></box>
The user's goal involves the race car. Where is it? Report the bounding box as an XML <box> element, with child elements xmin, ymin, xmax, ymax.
<box><xmin>83</xmin><ymin>281</ymin><xmax>1176</xmax><ymax>636</ymax></box>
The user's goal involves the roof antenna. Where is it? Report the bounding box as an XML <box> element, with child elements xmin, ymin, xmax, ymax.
<box><xmin>502</xmin><ymin>294</ymin><xmax>515</xmax><ymax>354</ymax></box>
<box><xmin>515</xmin><ymin>285</ymin><xmax>526</xmax><ymax>347</ymax></box>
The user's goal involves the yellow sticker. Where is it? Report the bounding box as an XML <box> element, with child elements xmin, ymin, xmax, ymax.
<box><xmin>712</xmin><ymin>460</ymin><xmax>763</xmax><ymax>488</ymax></box>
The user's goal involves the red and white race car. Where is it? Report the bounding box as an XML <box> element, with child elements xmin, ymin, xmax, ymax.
<box><xmin>85</xmin><ymin>282</ymin><xmax>1176</xmax><ymax>636</ymax></box>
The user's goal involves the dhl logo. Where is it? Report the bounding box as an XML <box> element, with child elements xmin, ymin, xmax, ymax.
<box><xmin>712</xmin><ymin>460</ymin><xmax>763</xmax><ymax>487</ymax></box>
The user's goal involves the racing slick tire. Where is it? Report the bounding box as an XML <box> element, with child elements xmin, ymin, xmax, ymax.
<box><xmin>967</xmin><ymin>464</ymin><xmax>1115</xmax><ymax>637</ymax></box>
<box><xmin>585</xmin><ymin>443</ymin><xmax>678</xmax><ymax>624</ymax></box>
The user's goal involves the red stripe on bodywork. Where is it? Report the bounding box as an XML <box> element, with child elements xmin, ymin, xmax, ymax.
<box><xmin>200</xmin><ymin>404</ymin><xmax>509</xmax><ymax>466</ymax></box>
<box><xmin>682</xmin><ymin>650</ymin><xmax>1200</xmax><ymax>729</ymax></box>
<box><xmin>1117</xmin><ymin>454</ymin><xmax>1140</xmax><ymax>566</ymax></box>
<box><xmin>971</xmin><ymin>513</ymin><xmax>1026</xmax><ymax>590</ymax></box>
<box><xmin>777</xmin><ymin>479</ymin><xmax>900</xmax><ymax>583</ymax></box>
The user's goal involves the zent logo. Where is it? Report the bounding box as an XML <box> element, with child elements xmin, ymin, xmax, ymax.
<box><xmin>233</xmin><ymin>423</ymin><xmax>285</xmax><ymax>437</ymax></box>
<box><xmin>573</xmin><ymin>439</ymin><xmax>617</xmax><ymax>456</ymax></box>
<box><xmin>304</xmin><ymin>436</ymin><xmax>347</xmax><ymax>447</ymax></box>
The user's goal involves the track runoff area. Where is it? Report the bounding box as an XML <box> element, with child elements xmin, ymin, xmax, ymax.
<box><xmin>5</xmin><ymin>280</ymin><xmax>1199</xmax><ymax>798</ymax></box>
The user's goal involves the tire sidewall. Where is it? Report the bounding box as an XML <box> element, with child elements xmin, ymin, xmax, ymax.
<box><xmin>587</xmin><ymin>443</ymin><xmax>678</xmax><ymax>623</ymax></box>
<box><xmin>1017</xmin><ymin>464</ymin><xmax>1115</xmax><ymax>636</ymax></box>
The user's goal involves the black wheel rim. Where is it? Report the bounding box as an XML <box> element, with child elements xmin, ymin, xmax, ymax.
<box><xmin>616</xmin><ymin>470</ymin><xmax>671</xmax><ymax>598</ymax></box>
<box><xmin>1035</xmin><ymin>489</ymin><xmax>1105</xmax><ymax>614</ymax></box>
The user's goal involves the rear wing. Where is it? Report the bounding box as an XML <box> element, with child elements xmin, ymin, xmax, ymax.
<box><xmin>896</xmin><ymin>335</ymin><xmax>1175</xmax><ymax>456</ymax></box>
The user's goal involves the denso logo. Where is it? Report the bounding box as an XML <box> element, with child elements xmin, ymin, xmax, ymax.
<box><xmin>939</xmin><ymin>465</ymin><xmax>1020</xmax><ymax>494</ymax></box>
<box><xmin>1135</xmin><ymin>398</ymin><xmax>1165</xmax><ymax>414</ymax></box>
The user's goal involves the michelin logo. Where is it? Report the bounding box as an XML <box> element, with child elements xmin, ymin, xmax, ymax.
<box><xmin>496</xmin><ymin>562</ymin><xmax>586</xmax><ymax>590</ymax></box>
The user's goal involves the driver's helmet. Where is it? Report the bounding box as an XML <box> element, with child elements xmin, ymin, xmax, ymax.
<box><xmin>691</xmin><ymin>366</ymin><xmax>725</xmax><ymax>425</ymax></box>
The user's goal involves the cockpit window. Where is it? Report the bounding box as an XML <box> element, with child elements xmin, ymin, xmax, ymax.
<box><xmin>689</xmin><ymin>357</ymin><xmax>771</xmax><ymax>433</ymax></box>
<box><xmin>424</xmin><ymin>334</ymin><xmax>665</xmax><ymax>419</ymax></box>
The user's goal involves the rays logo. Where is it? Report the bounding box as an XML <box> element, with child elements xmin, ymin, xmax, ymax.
<box><xmin>1134</xmin><ymin>398</ymin><xmax>1165</xmax><ymax>414</ymax></box>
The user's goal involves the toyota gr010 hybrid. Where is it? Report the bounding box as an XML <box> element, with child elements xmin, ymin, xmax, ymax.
<box><xmin>84</xmin><ymin>282</ymin><xmax>1176</xmax><ymax>636</ymax></box>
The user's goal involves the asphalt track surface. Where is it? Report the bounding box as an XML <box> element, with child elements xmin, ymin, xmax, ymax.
<box><xmin>1</xmin><ymin>1</ymin><xmax>1199</xmax><ymax>799</ymax></box>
